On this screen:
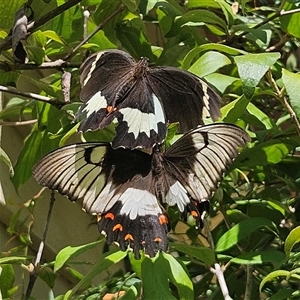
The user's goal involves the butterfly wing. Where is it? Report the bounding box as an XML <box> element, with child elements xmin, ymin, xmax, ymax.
<box><xmin>148</xmin><ymin>66</ymin><xmax>221</xmax><ymax>132</ymax></box>
<box><xmin>77</xmin><ymin>50</ymin><xmax>136</xmax><ymax>131</ymax></box>
<box><xmin>33</xmin><ymin>143</ymin><xmax>168</xmax><ymax>258</ymax></box>
<box><xmin>77</xmin><ymin>50</ymin><xmax>167</xmax><ymax>149</ymax></box>
<box><xmin>162</xmin><ymin>123</ymin><xmax>250</xmax><ymax>206</ymax></box>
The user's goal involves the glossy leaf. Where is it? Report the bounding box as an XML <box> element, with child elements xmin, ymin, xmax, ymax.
<box><xmin>284</xmin><ymin>226</ymin><xmax>300</xmax><ymax>259</ymax></box>
<box><xmin>216</xmin><ymin>217</ymin><xmax>278</xmax><ymax>252</ymax></box>
<box><xmin>0</xmin><ymin>147</ymin><xmax>14</xmax><ymax>176</ymax></box>
<box><xmin>64</xmin><ymin>250</ymin><xmax>128</xmax><ymax>299</ymax></box>
<box><xmin>54</xmin><ymin>240</ymin><xmax>103</xmax><ymax>272</ymax></box>
<box><xmin>234</xmin><ymin>53</ymin><xmax>280</xmax><ymax>98</ymax></box>
<box><xmin>189</xmin><ymin>51</ymin><xmax>231</xmax><ymax>77</ymax></box>
<box><xmin>282</xmin><ymin>69</ymin><xmax>300</xmax><ymax>119</ymax></box>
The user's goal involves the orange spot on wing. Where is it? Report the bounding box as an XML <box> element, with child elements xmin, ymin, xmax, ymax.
<box><xmin>105</xmin><ymin>213</ymin><xmax>115</xmax><ymax>220</ymax></box>
<box><xmin>106</xmin><ymin>105</ymin><xmax>116</xmax><ymax>113</ymax></box>
<box><xmin>159</xmin><ymin>215</ymin><xmax>168</xmax><ymax>225</ymax></box>
<box><xmin>191</xmin><ymin>210</ymin><xmax>199</xmax><ymax>217</ymax></box>
<box><xmin>113</xmin><ymin>224</ymin><xmax>123</xmax><ymax>231</ymax></box>
<box><xmin>125</xmin><ymin>234</ymin><xmax>134</xmax><ymax>241</ymax></box>
<box><xmin>154</xmin><ymin>237</ymin><xmax>162</xmax><ymax>243</ymax></box>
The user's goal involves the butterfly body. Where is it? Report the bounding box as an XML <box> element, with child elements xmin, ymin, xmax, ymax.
<box><xmin>77</xmin><ymin>49</ymin><xmax>221</xmax><ymax>149</ymax></box>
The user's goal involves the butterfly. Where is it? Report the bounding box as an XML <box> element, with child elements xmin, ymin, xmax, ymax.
<box><xmin>76</xmin><ymin>49</ymin><xmax>221</xmax><ymax>149</ymax></box>
<box><xmin>33</xmin><ymin>123</ymin><xmax>249</xmax><ymax>259</ymax></box>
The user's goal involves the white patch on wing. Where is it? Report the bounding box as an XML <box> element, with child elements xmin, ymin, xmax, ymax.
<box><xmin>199</xmin><ymin>81</ymin><xmax>210</xmax><ymax>118</ymax></box>
<box><xmin>119</xmin><ymin>95</ymin><xmax>165</xmax><ymax>138</ymax></box>
<box><xmin>82</xmin><ymin>92</ymin><xmax>107</xmax><ymax>117</ymax></box>
<box><xmin>118</xmin><ymin>188</ymin><xmax>162</xmax><ymax>219</ymax></box>
<box><xmin>83</xmin><ymin>52</ymin><xmax>103</xmax><ymax>86</ymax></box>
<box><xmin>165</xmin><ymin>181</ymin><xmax>190</xmax><ymax>212</ymax></box>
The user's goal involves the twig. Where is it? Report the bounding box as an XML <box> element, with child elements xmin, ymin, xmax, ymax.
<box><xmin>266</xmin><ymin>70</ymin><xmax>300</xmax><ymax>136</ymax></box>
<box><xmin>0</xmin><ymin>60</ymin><xmax>80</xmax><ymax>72</ymax></box>
<box><xmin>63</xmin><ymin>3</ymin><xmax>126</xmax><ymax>61</ymax></box>
<box><xmin>203</xmin><ymin>216</ymin><xmax>232</xmax><ymax>300</ymax></box>
<box><xmin>0</xmin><ymin>0</ymin><xmax>82</xmax><ymax>52</ymax></box>
<box><xmin>266</xmin><ymin>34</ymin><xmax>289</xmax><ymax>52</ymax></box>
<box><xmin>244</xmin><ymin>265</ymin><xmax>253</xmax><ymax>300</ymax></box>
<box><xmin>0</xmin><ymin>85</ymin><xmax>65</xmax><ymax>109</ymax></box>
<box><xmin>210</xmin><ymin>264</ymin><xmax>233</xmax><ymax>300</ymax></box>
<box><xmin>24</xmin><ymin>191</ymin><xmax>56</xmax><ymax>300</ymax></box>
<box><xmin>0</xmin><ymin>119</ymin><xmax>37</xmax><ymax>126</ymax></box>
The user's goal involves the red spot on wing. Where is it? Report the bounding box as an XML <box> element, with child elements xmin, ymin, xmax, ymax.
<box><xmin>106</xmin><ymin>105</ymin><xmax>117</xmax><ymax>113</ymax></box>
<box><xmin>113</xmin><ymin>224</ymin><xmax>123</xmax><ymax>231</ymax></box>
<box><xmin>105</xmin><ymin>212</ymin><xmax>115</xmax><ymax>220</ymax></box>
<box><xmin>159</xmin><ymin>214</ymin><xmax>168</xmax><ymax>225</ymax></box>
<box><xmin>125</xmin><ymin>234</ymin><xmax>134</xmax><ymax>241</ymax></box>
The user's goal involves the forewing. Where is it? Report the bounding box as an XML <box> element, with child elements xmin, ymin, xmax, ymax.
<box><xmin>163</xmin><ymin>123</ymin><xmax>250</xmax><ymax>201</ymax></box>
<box><xmin>148</xmin><ymin>66</ymin><xmax>221</xmax><ymax>132</ymax></box>
<box><xmin>77</xmin><ymin>50</ymin><xmax>135</xmax><ymax>131</ymax></box>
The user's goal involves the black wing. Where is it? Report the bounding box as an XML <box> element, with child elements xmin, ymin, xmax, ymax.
<box><xmin>33</xmin><ymin>143</ymin><xmax>168</xmax><ymax>259</ymax></box>
<box><xmin>162</xmin><ymin>123</ymin><xmax>250</xmax><ymax>204</ymax></box>
<box><xmin>148</xmin><ymin>66</ymin><xmax>221</xmax><ymax>132</ymax></box>
<box><xmin>76</xmin><ymin>49</ymin><xmax>167</xmax><ymax>149</ymax></box>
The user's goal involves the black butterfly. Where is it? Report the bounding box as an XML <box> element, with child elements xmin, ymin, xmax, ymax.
<box><xmin>76</xmin><ymin>49</ymin><xmax>221</xmax><ymax>149</ymax></box>
<box><xmin>33</xmin><ymin>123</ymin><xmax>249</xmax><ymax>259</ymax></box>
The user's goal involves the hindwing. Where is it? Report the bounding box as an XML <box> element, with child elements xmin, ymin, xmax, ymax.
<box><xmin>33</xmin><ymin>143</ymin><xmax>168</xmax><ymax>259</ymax></box>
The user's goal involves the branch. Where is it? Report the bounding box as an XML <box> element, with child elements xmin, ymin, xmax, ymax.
<box><xmin>210</xmin><ymin>264</ymin><xmax>233</xmax><ymax>300</ymax></box>
<box><xmin>0</xmin><ymin>0</ymin><xmax>82</xmax><ymax>52</ymax></box>
<box><xmin>0</xmin><ymin>85</ymin><xmax>65</xmax><ymax>109</ymax></box>
<box><xmin>24</xmin><ymin>191</ymin><xmax>56</xmax><ymax>300</ymax></box>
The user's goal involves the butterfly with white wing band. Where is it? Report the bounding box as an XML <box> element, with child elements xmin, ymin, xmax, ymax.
<box><xmin>33</xmin><ymin>123</ymin><xmax>249</xmax><ymax>259</ymax></box>
<box><xmin>76</xmin><ymin>49</ymin><xmax>221</xmax><ymax>150</ymax></box>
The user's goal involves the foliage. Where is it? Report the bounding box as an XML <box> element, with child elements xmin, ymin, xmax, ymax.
<box><xmin>1</xmin><ymin>0</ymin><xmax>300</xmax><ymax>299</ymax></box>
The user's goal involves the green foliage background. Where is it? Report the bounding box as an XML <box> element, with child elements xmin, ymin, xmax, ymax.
<box><xmin>1</xmin><ymin>0</ymin><xmax>300</xmax><ymax>299</ymax></box>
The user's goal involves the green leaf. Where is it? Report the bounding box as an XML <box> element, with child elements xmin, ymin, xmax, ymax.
<box><xmin>215</xmin><ymin>217</ymin><xmax>278</xmax><ymax>252</ymax></box>
<box><xmin>11</xmin><ymin>125</ymin><xmax>44</xmax><ymax>190</ymax></box>
<box><xmin>230</xmin><ymin>250</ymin><xmax>286</xmax><ymax>266</ymax></box>
<box><xmin>38</xmin><ymin>266</ymin><xmax>56</xmax><ymax>288</ymax></box>
<box><xmin>42</xmin><ymin>30</ymin><xmax>66</xmax><ymax>45</ymax></box>
<box><xmin>282</xmin><ymin>69</ymin><xmax>300</xmax><ymax>119</ymax></box>
<box><xmin>221</xmin><ymin>95</ymin><xmax>250</xmax><ymax>123</ymax></box>
<box><xmin>280</xmin><ymin>3</ymin><xmax>300</xmax><ymax>38</ymax></box>
<box><xmin>122</xmin><ymin>0</ymin><xmax>138</xmax><ymax>11</ymax></box>
<box><xmin>0</xmin><ymin>264</ymin><xmax>15</xmax><ymax>298</ymax></box>
<box><xmin>0</xmin><ymin>147</ymin><xmax>14</xmax><ymax>176</ymax></box>
<box><xmin>162</xmin><ymin>253</ymin><xmax>194</xmax><ymax>300</ymax></box>
<box><xmin>180</xmin><ymin>9</ymin><xmax>228</xmax><ymax>34</ymax></box>
<box><xmin>284</xmin><ymin>226</ymin><xmax>300</xmax><ymax>259</ymax></box>
<box><xmin>54</xmin><ymin>240</ymin><xmax>103</xmax><ymax>272</ymax></box>
<box><xmin>234</xmin><ymin>53</ymin><xmax>280</xmax><ymax>98</ymax></box>
<box><xmin>0</xmin><ymin>0</ymin><xmax>26</xmax><ymax>31</ymax></box>
<box><xmin>189</xmin><ymin>51</ymin><xmax>231</xmax><ymax>77</ymax></box>
<box><xmin>26</xmin><ymin>46</ymin><xmax>45</xmax><ymax>65</ymax></box>
<box><xmin>0</xmin><ymin>98</ymin><xmax>32</xmax><ymax>120</ymax></box>
<box><xmin>204</xmin><ymin>73</ymin><xmax>238</xmax><ymax>94</ymax></box>
<box><xmin>64</xmin><ymin>250</ymin><xmax>128</xmax><ymax>299</ymax></box>
<box><xmin>259</xmin><ymin>270</ymin><xmax>300</xmax><ymax>293</ymax></box>
<box><xmin>171</xmin><ymin>244</ymin><xmax>215</xmax><ymax>265</ymax></box>
<box><xmin>0</xmin><ymin>256</ymin><xmax>29</xmax><ymax>264</ymax></box>
<box><xmin>234</xmin><ymin>138</ymin><xmax>298</xmax><ymax>168</ymax></box>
